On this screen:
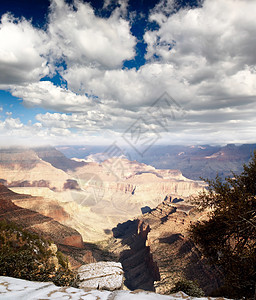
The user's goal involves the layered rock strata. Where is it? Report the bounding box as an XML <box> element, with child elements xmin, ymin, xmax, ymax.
<box><xmin>0</xmin><ymin>184</ymin><xmax>83</xmax><ymax>248</ymax></box>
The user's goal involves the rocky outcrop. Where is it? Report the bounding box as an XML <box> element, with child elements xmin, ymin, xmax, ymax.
<box><xmin>78</xmin><ymin>262</ymin><xmax>124</xmax><ymax>290</ymax></box>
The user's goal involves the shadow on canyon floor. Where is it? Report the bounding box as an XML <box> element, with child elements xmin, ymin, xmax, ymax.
<box><xmin>112</xmin><ymin>220</ymin><xmax>160</xmax><ymax>291</ymax></box>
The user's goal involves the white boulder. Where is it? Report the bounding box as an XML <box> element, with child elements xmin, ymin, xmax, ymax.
<box><xmin>77</xmin><ymin>261</ymin><xmax>124</xmax><ymax>291</ymax></box>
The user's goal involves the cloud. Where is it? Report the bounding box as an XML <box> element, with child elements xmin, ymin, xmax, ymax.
<box><xmin>0</xmin><ymin>14</ymin><xmax>50</xmax><ymax>87</ymax></box>
<box><xmin>36</xmin><ymin>111</ymin><xmax>109</xmax><ymax>131</ymax></box>
<box><xmin>48</xmin><ymin>0</ymin><xmax>136</xmax><ymax>69</ymax></box>
<box><xmin>0</xmin><ymin>117</ymin><xmax>23</xmax><ymax>130</ymax></box>
<box><xmin>60</xmin><ymin>0</ymin><xmax>256</xmax><ymax>113</ymax></box>
<box><xmin>145</xmin><ymin>0</ymin><xmax>256</xmax><ymax>88</ymax></box>
<box><xmin>61</xmin><ymin>63</ymin><xmax>193</xmax><ymax>108</ymax></box>
<box><xmin>0</xmin><ymin>114</ymin><xmax>118</xmax><ymax>147</ymax></box>
<box><xmin>103</xmin><ymin>0</ymin><xmax>129</xmax><ymax>17</ymax></box>
<box><xmin>1</xmin><ymin>0</ymin><xmax>256</xmax><ymax>145</ymax></box>
<box><xmin>11</xmin><ymin>81</ymin><xmax>96</xmax><ymax>112</ymax></box>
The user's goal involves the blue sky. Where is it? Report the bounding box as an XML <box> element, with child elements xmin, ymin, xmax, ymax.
<box><xmin>0</xmin><ymin>0</ymin><xmax>256</xmax><ymax>146</ymax></box>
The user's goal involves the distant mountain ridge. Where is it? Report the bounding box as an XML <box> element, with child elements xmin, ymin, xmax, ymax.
<box><xmin>57</xmin><ymin>143</ymin><xmax>256</xmax><ymax>180</ymax></box>
<box><xmin>34</xmin><ymin>146</ymin><xmax>85</xmax><ymax>171</ymax></box>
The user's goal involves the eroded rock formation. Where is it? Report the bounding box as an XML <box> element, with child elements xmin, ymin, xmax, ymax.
<box><xmin>140</xmin><ymin>199</ymin><xmax>223</xmax><ymax>295</ymax></box>
<box><xmin>105</xmin><ymin>197</ymin><xmax>222</xmax><ymax>296</ymax></box>
<box><xmin>110</xmin><ymin>219</ymin><xmax>160</xmax><ymax>291</ymax></box>
<box><xmin>0</xmin><ymin>147</ymin><xmax>205</xmax><ymax>243</ymax></box>
<box><xmin>0</xmin><ymin>148</ymin><xmax>72</xmax><ymax>191</ymax></box>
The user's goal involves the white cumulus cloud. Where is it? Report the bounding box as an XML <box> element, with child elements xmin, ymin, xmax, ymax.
<box><xmin>0</xmin><ymin>0</ymin><xmax>256</xmax><ymax>145</ymax></box>
<box><xmin>0</xmin><ymin>14</ymin><xmax>50</xmax><ymax>88</ymax></box>
<box><xmin>48</xmin><ymin>0</ymin><xmax>136</xmax><ymax>69</ymax></box>
<box><xmin>11</xmin><ymin>81</ymin><xmax>96</xmax><ymax>112</ymax></box>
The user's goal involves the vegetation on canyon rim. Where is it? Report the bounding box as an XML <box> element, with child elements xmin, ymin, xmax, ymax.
<box><xmin>190</xmin><ymin>152</ymin><xmax>256</xmax><ymax>299</ymax></box>
<box><xmin>0</xmin><ymin>220</ymin><xmax>78</xmax><ymax>287</ymax></box>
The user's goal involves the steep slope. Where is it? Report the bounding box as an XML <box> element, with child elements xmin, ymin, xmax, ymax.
<box><xmin>0</xmin><ymin>184</ymin><xmax>83</xmax><ymax>248</ymax></box>
<box><xmin>141</xmin><ymin>199</ymin><xmax>222</xmax><ymax>295</ymax></box>
<box><xmin>11</xmin><ymin>191</ymin><xmax>70</xmax><ymax>223</ymax></box>
<box><xmin>108</xmin><ymin>219</ymin><xmax>160</xmax><ymax>292</ymax></box>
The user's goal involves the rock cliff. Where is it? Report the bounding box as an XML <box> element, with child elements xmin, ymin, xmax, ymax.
<box><xmin>104</xmin><ymin>198</ymin><xmax>222</xmax><ymax>296</ymax></box>
<box><xmin>140</xmin><ymin>199</ymin><xmax>223</xmax><ymax>295</ymax></box>
<box><xmin>107</xmin><ymin>219</ymin><xmax>160</xmax><ymax>291</ymax></box>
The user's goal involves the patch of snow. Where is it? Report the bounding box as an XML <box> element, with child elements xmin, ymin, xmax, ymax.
<box><xmin>0</xmin><ymin>276</ymin><xmax>232</xmax><ymax>300</ymax></box>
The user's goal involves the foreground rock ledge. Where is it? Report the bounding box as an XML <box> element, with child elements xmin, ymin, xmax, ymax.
<box><xmin>77</xmin><ymin>261</ymin><xmax>124</xmax><ymax>291</ymax></box>
<box><xmin>0</xmin><ymin>276</ymin><xmax>230</xmax><ymax>300</ymax></box>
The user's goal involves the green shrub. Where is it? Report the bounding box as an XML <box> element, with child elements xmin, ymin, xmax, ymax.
<box><xmin>0</xmin><ymin>220</ymin><xmax>77</xmax><ymax>287</ymax></box>
<box><xmin>170</xmin><ymin>278</ymin><xmax>205</xmax><ymax>297</ymax></box>
<box><xmin>190</xmin><ymin>152</ymin><xmax>256</xmax><ymax>299</ymax></box>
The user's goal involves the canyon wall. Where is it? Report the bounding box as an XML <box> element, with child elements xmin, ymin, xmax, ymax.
<box><xmin>111</xmin><ymin>219</ymin><xmax>160</xmax><ymax>291</ymax></box>
<box><xmin>106</xmin><ymin>198</ymin><xmax>222</xmax><ymax>295</ymax></box>
<box><xmin>141</xmin><ymin>199</ymin><xmax>223</xmax><ymax>295</ymax></box>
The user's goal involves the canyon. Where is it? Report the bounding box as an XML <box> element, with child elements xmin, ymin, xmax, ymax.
<box><xmin>0</xmin><ymin>146</ymin><xmax>205</xmax><ymax>242</ymax></box>
<box><xmin>0</xmin><ymin>146</ymin><xmax>223</xmax><ymax>295</ymax></box>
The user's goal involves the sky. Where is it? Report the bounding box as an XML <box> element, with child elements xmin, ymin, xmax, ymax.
<box><xmin>0</xmin><ymin>0</ymin><xmax>256</xmax><ymax>147</ymax></box>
